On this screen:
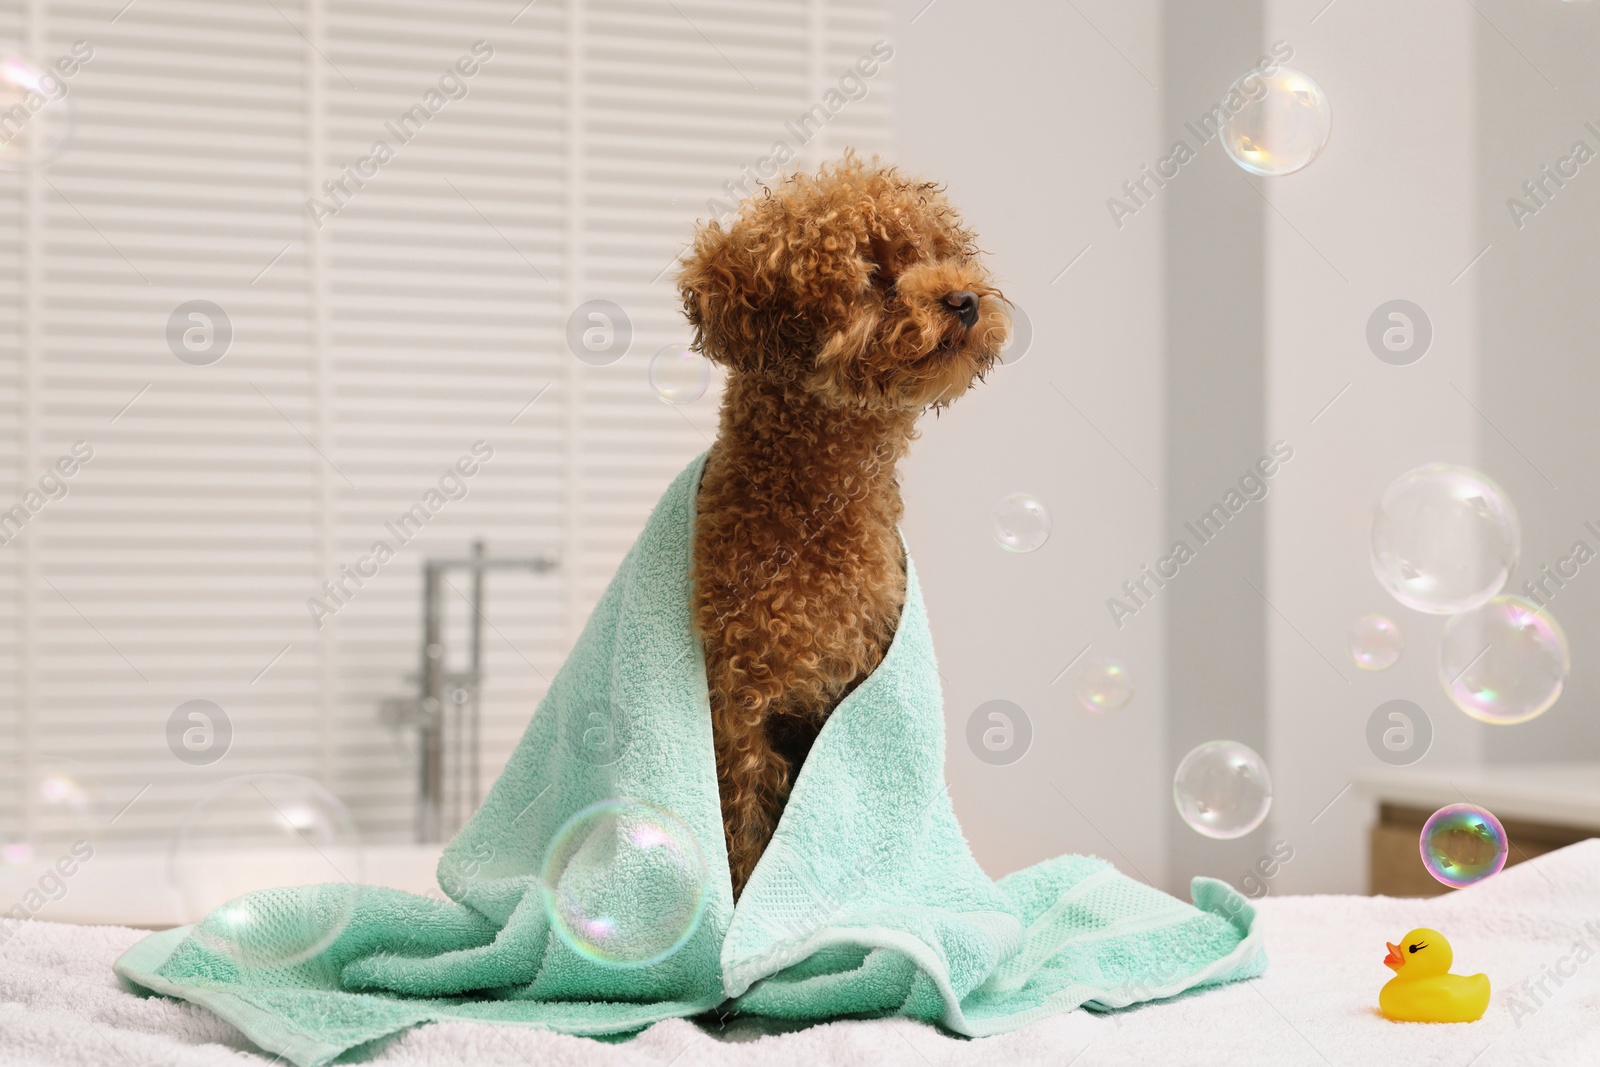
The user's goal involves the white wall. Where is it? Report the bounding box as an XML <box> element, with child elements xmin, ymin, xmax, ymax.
<box><xmin>892</xmin><ymin>0</ymin><xmax>1170</xmax><ymax>887</ymax></box>
<box><xmin>1263</xmin><ymin>2</ymin><xmax>1480</xmax><ymax>894</ymax></box>
<box><xmin>895</xmin><ymin>0</ymin><xmax>1508</xmax><ymax>899</ymax></box>
<box><xmin>1475</xmin><ymin>3</ymin><xmax>1600</xmax><ymax>768</ymax></box>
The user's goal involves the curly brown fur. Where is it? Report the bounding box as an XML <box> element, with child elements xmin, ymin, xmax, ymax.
<box><xmin>677</xmin><ymin>153</ymin><xmax>1008</xmax><ymax>898</ymax></box>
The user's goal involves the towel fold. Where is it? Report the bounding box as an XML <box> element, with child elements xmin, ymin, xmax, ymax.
<box><xmin>115</xmin><ymin>452</ymin><xmax>1265</xmax><ymax>1067</ymax></box>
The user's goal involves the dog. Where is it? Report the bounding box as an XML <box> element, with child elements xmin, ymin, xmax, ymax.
<box><xmin>677</xmin><ymin>153</ymin><xmax>1009</xmax><ymax>897</ymax></box>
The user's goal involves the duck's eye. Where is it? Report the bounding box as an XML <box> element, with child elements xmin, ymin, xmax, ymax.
<box><xmin>1408</xmin><ymin>943</ymin><xmax>1426</xmax><ymax>953</ymax></box>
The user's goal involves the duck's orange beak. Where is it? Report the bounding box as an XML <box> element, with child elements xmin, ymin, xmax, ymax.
<box><xmin>1384</xmin><ymin>942</ymin><xmax>1404</xmax><ymax>971</ymax></box>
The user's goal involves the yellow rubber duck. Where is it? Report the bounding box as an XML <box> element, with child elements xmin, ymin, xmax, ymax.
<box><xmin>1379</xmin><ymin>927</ymin><xmax>1490</xmax><ymax>1023</ymax></box>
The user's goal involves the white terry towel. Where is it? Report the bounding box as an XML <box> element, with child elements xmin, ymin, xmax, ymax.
<box><xmin>3</xmin><ymin>838</ymin><xmax>1599</xmax><ymax>1065</ymax></box>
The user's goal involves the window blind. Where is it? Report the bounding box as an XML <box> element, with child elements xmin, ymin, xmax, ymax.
<box><xmin>0</xmin><ymin>0</ymin><xmax>891</xmax><ymax>850</ymax></box>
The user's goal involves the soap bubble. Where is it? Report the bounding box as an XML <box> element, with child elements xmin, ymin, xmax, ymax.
<box><xmin>168</xmin><ymin>774</ymin><xmax>365</xmax><ymax>968</ymax></box>
<box><xmin>1370</xmin><ymin>464</ymin><xmax>1519</xmax><ymax>615</ymax></box>
<box><xmin>1439</xmin><ymin>596</ymin><xmax>1569</xmax><ymax>725</ymax></box>
<box><xmin>1221</xmin><ymin>67</ymin><xmax>1333</xmax><ymax>177</ymax></box>
<box><xmin>0</xmin><ymin>757</ymin><xmax>100</xmax><ymax>868</ymax></box>
<box><xmin>541</xmin><ymin>798</ymin><xmax>708</xmax><ymax>966</ymax></box>
<box><xmin>648</xmin><ymin>344</ymin><xmax>711</xmax><ymax>404</ymax></box>
<box><xmin>994</xmin><ymin>493</ymin><xmax>1050</xmax><ymax>553</ymax></box>
<box><xmin>1077</xmin><ymin>656</ymin><xmax>1133</xmax><ymax>712</ymax></box>
<box><xmin>0</xmin><ymin>55</ymin><xmax>76</xmax><ymax>170</ymax></box>
<box><xmin>1173</xmin><ymin>740</ymin><xmax>1273</xmax><ymax>840</ymax></box>
<box><xmin>1420</xmin><ymin>804</ymin><xmax>1507</xmax><ymax>889</ymax></box>
<box><xmin>1349</xmin><ymin>613</ymin><xmax>1403</xmax><ymax>671</ymax></box>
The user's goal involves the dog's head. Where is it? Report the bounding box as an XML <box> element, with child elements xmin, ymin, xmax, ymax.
<box><xmin>677</xmin><ymin>153</ymin><xmax>1007</xmax><ymax>412</ymax></box>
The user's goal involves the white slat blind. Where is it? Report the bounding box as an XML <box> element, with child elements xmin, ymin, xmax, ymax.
<box><xmin>1</xmin><ymin>0</ymin><xmax>890</xmax><ymax>850</ymax></box>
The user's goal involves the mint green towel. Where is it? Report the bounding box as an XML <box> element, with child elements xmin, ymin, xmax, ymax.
<box><xmin>115</xmin><ymin>452</ymin><xmax>1265</xmax><ymax>1067</ymax></box>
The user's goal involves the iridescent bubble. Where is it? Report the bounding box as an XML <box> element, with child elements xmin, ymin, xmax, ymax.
<box><xmin>1370</xmin><ymin>464</ymin><xmax>1519</xmax><ymax>615</ymax></box>
<box><xmin>1077</xmin><ymin>656</ymin><xmax>1133</xmax><ymax>712</ymax></box>
<box><xmin>0</xmin><ymin>757</ymin><xmax>99</xmax><ymax>868</ymax></box>
<box><xmin>0</xmin><ymin>55</ymin><xmax>77</xmax><ymax>171</ymax></box>
<box><xmin>994</xmin><ymin>493</ymin><xmax>1050</xmax><ymax>553</ymax></box>
<box><xmin>1439</xmin><ymin>596</ymin><xmax>1569</xmax><ymax>725</ymax></box>
<box><xmin>541</xmin><ymin>799</ymin><xmax>708</xmax><ymax>966</ymax></box>
<box><xmin>168</xmin><ymin>774</ymin><xmax>365</xmax><ymax>968</ymax></box>
<box><xmin>1221</xmin><ymin>67</ymin><xmax>1333</xmax><ymax>177</ymax></box>
<box><xmin>1349</xmin><ymin>613</ymin><xmax>1403</xmax><ymax>671</ymax></box>
<box><xmin>648</xmin><ymin>344</ymin><xmax>711</xmax><ymax>404</ymax></box>
<box><xmin>1173</xmin><ymin>740</ymin><xmax>1273</xmax><ymax>840</ymax></box>
<box><xmin>1420</xmin><ymin>803</ymin><xmax>1508</xmax><ymax>889</ymax></box>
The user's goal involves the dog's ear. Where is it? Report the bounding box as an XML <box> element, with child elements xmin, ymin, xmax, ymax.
<box><xmin>676</xmin><ymin>207</ymin><xmax>809</xmax><ymax>379</ymax></box>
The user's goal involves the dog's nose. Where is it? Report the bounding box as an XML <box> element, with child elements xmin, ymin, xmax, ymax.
<box><xmin>943</xmin><ymin>290</ymin><xmax>979</xmax><ymax>328</ymax></box>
